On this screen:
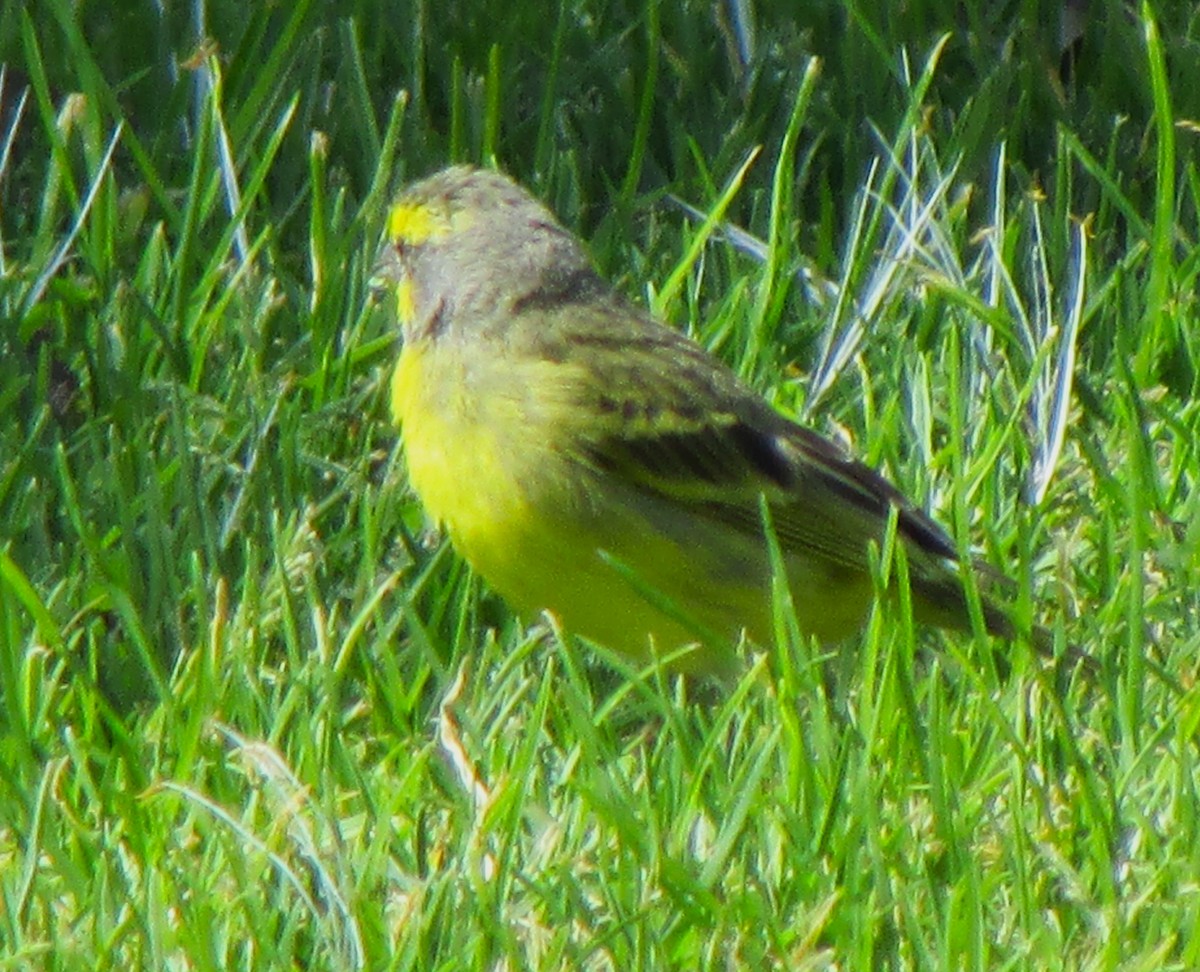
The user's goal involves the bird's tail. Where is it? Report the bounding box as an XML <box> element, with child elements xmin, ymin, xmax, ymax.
<box><xmin>913</xmin><ymin>576</ymin><xmax>1098</xmax><ymax>678</ymax></box>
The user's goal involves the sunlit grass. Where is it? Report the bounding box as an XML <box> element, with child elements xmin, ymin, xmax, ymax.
<box><xmin>2</xmin><ymin>2</ymin><xmax>1199</xmax><ymax>969</ymax></box>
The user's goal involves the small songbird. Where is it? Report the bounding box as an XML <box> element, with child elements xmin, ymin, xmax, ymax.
<box><xmin>378</xmin><ymin>165</ymin><xmax>1069</xmax><ymax>676</ymax></box>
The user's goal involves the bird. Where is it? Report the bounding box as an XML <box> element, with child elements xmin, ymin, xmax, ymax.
<box><xmin>377</xmin><ymin>164</ymin><xmax>1074</xmax><ymax>678</ymax></box>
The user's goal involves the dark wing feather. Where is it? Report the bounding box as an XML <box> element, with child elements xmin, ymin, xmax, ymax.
<box><xmin>516</xmin><ymin>292</ymin><xmax>960</xmax><ymax>577</ymax></box>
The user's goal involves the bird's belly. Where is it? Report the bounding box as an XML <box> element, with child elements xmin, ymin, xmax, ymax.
<box><xmin>449</xmin><ymin>475</ymin><xmax>877</xmax><ymax>675</ymax></box>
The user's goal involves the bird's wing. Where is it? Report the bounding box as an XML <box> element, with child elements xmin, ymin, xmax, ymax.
<box><xmin>587</xmin><ymin>403</ymin><xmax>957</xmax><ymax>574</ymax></box>
<box><xmin>563</xmin><ymin>345</ymin><xmax>956</xmax><ymax>578</ymax></box>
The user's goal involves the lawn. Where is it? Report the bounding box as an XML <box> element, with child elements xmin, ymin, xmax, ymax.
<box><xmin>2</xmin><ymin>1</ymin><xmax>1199</xmax><ymax>968</ymax></box>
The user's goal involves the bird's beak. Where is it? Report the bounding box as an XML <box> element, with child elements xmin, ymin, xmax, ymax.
<box><xmin>368</xmin><ymin>240</ymin><xmax>402</xmax><ymax>303</ymax></box>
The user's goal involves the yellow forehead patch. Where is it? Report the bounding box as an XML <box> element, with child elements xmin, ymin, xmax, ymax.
<box><xmin>387</xmin><ymin>202</ymin><xmax>446</xmax><ymax>245</ymax></box>
<box><xmin>387</xmin><ymin>198</ymin><xmax>476</xmax><ymax>246</ymax></box>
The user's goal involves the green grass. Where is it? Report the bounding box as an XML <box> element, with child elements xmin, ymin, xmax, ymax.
<box><xmin>2</xmin><ymin>0</ymin><xmax>1200</xmax><ymax>968</ymax></box>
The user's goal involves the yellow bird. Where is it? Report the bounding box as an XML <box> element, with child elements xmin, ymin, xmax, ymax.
<box><xmin>379</xmin><ymin>165</ymin><xmax>1069</xmax><ymax>677</ymax></box>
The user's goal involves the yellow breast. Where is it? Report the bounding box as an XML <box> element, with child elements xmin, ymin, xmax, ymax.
<box><xmin>391</xmin><ymin>336</ymin><xmax>592</xmax><ymax>606</ymax></box>
<box><xmin>394</xmin><ymin>339</ymin><xmax>533</xmax><ymax>542</ymax></box>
